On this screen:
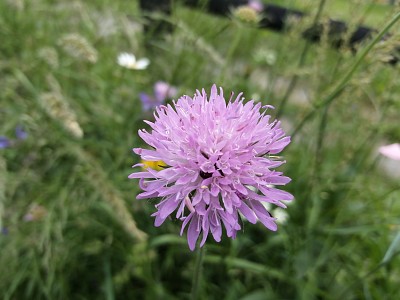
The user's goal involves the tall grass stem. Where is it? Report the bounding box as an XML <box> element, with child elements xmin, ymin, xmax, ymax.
<box><xmin>219</xmin><ymin>22</ymin><xmax>243</xmax><ymax>83</ymax></box>
<box><xmin>276</xmin><ymin>0</ymin><xmax>327</xmax><ymax>118</ymax></box>
<box><xmin>291</xmin><ymin>11</ymin><xmax>400</xmax><ymax>139</ymax></box>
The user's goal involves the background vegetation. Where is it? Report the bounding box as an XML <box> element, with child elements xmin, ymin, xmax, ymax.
<box><xmin>1</xmin><ymin>0</ymin><xmax>399</xmax><ymax>299</ymax></box>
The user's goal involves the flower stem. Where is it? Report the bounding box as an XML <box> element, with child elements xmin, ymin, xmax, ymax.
<box><xmin>291</xmin><ymin>11</ymin><xmax>400</xmax><ymax>139</ymax></box>
<box><xmin>190</xmin><ymin>245</ymin><xmax>205</xmax><ymax>300</ymax></box>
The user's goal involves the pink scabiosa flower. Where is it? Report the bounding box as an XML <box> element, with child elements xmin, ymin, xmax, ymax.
<box><xmin>379</xmin><ymin>143</ymin><xmax>400</xmax><ymax>161</ymax></box>
<box><xmin>129</xmin><ymin>85</ymin><xmax>293</xmax><ymax>250</ymax></box>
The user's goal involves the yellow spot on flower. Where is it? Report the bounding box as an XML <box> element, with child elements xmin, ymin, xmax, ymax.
<box><xmin>141</xmin><ymin>159</ymin><xmax>167</xmax><ymax>171</ymax></box>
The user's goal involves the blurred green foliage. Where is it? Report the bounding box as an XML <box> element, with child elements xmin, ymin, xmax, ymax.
<box><xmin>0</xmin><ymin>0</ymin><xmax>400</xmax><ymax>299</ymax></box>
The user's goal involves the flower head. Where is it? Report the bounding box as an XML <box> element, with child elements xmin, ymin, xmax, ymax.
<box><xmin>129</xmin><ymin>85</ymin><xmax>293</xmax><ymax>250</ymax></box>
<box><xmin>0</xmin><ymin>125</ymin><xmax>28</xmax><ymax>149</ymax></box>
<box><xmin>379</xmin><ymin>143</ymin><xmax>400</xmax><ymax>161</ymax></box>
<box><xmin>15</xmin><ymin>125</ymin><xmax>27</xmax><ymax>140</ymax></box>
<box><xmin>0</xmin><ymin>137</ymin><xmax>10</xmax><ymax>149</ymax></box>
<box><xmin>233</xmin><ymin>5</ymin><xmax>261</xmax><ymax>24</ymax></box>
<box><xmin>117</xmin><ymin>52</ymin><xmax>150</xmax><ymax>70</ymax></box>
<box><xmin>140</xmin><ymin>81</ymin><xmax>178</xmax><ymax>111</ymax></box>
<box><xmin>248</xmin><ymin>0</ymin><xmax>264</xmax><ymax>13</ymax></box>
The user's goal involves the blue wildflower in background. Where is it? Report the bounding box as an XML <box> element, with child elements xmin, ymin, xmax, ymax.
<box><xmin>0</xmin><ymin>125</ymin><xmax>28</xmax><ymax>149</ymax></box>
<box><xmin>0</xmin><ymin>137</ymin><xmax>11</xmax><ymax>149</ymax></box>
<box><xmin>15</xmin><ymin>125</ymin><xmax>28</xmax><ymax>140</ymax></box>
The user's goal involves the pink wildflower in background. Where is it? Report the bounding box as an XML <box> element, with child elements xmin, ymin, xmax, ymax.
<box><xmin>379</xmin><ymin>143</ymin><xmax>400</xmax><ymax>161</ymax></box>
<box><xmin>139</xmin><ymin>81</ymin><xmax>178</xmax><ymax>111</ymax></box>
<box><xmin>130</xmin><ymin>85</ymin><xmax>293</xmax><ymax>250</ymax></box>
<box><xmin>248</xmin><ymin>0</ymin><xmax>264</xmax><ymax>13</ymax></box>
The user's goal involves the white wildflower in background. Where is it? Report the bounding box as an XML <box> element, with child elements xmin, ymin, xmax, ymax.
<box><xmin>58</xmin><ymin>33</ymin><xmax>98</xmax><ymax>63</ymax></box>
<box><xmin>117</xmin><ymin>52</ymin><xmax>150</xmax><ymax>70</ymax></box>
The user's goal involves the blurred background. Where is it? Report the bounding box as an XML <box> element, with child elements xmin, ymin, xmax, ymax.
<box><xmin>1</xmin><ymin>0</ymin><xmax>400</xmax><ymax>299</ymax></box>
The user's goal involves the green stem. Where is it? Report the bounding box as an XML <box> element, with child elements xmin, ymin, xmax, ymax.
<box><xmin>190</xmin><ymin>245</ymin><xmax>205</xmax><ymax>300</ymax></box>
<box><xmin>306</xmin><ymin>86</ymin><xmax>396</xmax><ymax>295</ymax></box>
<box><xmin>219</xmin><ymin>23</ymin><xmax>243</xmax><ymax>83</ymax></box>
<box><xmin>291</xmin><ymin>11</ymin><xmax>400</xmax><ymax>139</ymax></box>
<box><xmin>307</xmin><ymin>55</ymin><xmax>343</xmax><ymax>230</ymax></box>
<box><xmin>0</xmin><ymin>157</ymin><xmax>5</xmax><ymax>231</ymax></box>
<box><xmin>276</xmin><ymin>0</ymin><xmax>327</xmax><ymax>118</ymax></box>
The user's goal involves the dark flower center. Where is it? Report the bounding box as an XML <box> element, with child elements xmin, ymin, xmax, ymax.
<box><xmin>199</xmin><ymin>170</ymin><xmax>213</xmax><ymax>179</ymax></box>
<box><xmin>198</xmin><ymin>150</ymin><xmax>225</xmax><ymax>179</ymax></box>
<box><xmin>199</xmin><ymin>163</ymin><xmax>225</xmax><ymax>179</ymax></box>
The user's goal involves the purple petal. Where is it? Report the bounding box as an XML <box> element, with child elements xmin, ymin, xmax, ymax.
<box><xmin>180</xmin><ymin>213</ymin><xmax>194</xmax><ymax>235</ymax></box>
<box><xmin>268</xmin><ymin>136</ymin><xmax>291</xmax><ymax>154</ymax></box>
<box><xmin>159</xmin><ymin>198</ymin><xmax>181</xmax><ymax>219</ymax></box>
<box><xmin>238</xmin><ymin>201</ymin><xmax>257</xmax><ymax>224</ymax></box>
<box><xmin>258</xmin><ymin>186</ymin><xmax>294</xmax><ymax>201</ymax></box>
<box><xmin>154</xmin><ymin>213</ymin><xmax>167</xmax><ymax>227</ymax></box>
<box><xmin>187</xmin><ymin>214</ymin><xmax>201</xmax><ymax>251</ymax></box>
<box><xmin>250</xmin><ymin>200</ymin><xmax>277</xmax><ymax>231</ymax></box>
<box><xmin>137</xmin><ymin>190</ymin><xmax>159</xmax><ymax>199</ymax></box>
<box><xmin>200</xmin><ymin>212</ymin><xmax>210</xmax><ymax>246</ymax></box>
<box><xmin>128</xmin><ymin>171</ymin><xmax>154</xmax><ymax>179</ymax></box>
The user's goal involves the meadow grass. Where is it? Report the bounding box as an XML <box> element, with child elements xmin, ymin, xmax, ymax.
<box><xmin>1</xmin><ymin>0</ymin><xmax>400</xmax><ymax>299</ymax></box>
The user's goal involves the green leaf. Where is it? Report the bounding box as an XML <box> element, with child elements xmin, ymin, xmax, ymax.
<box><xmin>204</xmin><ymin>255</ymin><xmax>290</xmax><ymax>282</ymax></box>
<box><xmin>382</xmin><ymin>232</ymin><xmax>400</xmax><ymax>265</ymax></box>
<box><xmin>150</xmin><ymin>234</ymin><xmax>186</xmax><ymax>248</ymax></box>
